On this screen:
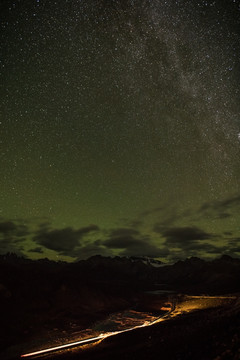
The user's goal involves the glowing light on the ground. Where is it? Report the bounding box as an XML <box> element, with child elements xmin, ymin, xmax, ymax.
<box><xmin>21</xmin><ymin>313</ymin><xmax>170</xmax><ymax>358</ymax></box>
<box><xmin>20</xmin><ymin>334</ymin><xmax>107</xmax><ymax>357</ymax></box>
<box><xmin>21</xmin><ymin>296</ymin><xmax>235</xmax><ymax>358</ymax></box>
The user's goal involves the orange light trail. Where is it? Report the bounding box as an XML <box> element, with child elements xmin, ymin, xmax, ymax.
<box><xmin>20</xmin><ymin>334</ymin><xmax>107</xmax><ymax>357</ymax></box>
<box><xmin>21</xmin><ymin>315</ymin><xmax>169</xmax><ymax>358</ymax></box>
<box><xmin>22</xmin><ymin>294</ymin><xmax>236</xmax><ymax>358</ymax></box>
<box><xmin>21</xmin><ymin>294</ymin><xmax>236</xmax><ymax>358</ymax></box>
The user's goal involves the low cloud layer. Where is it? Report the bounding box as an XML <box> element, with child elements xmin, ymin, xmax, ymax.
<box><xmin>28</xmin><ymin>247</ymin><xmax>44</xmax><ymax>254</ymax></box>
<box><xmin>102</xmin><ymin>227</ymin><xmax>169</xmax><ymax>258</ymax></box>
<box><xmin>152</xmin><ymin>225</ymin><xmax>229</xmax><ymax>260</ymax></box>
<box><xmin>161</xmin><ymin>226</ymin><xmax>213</xmax><ymax>243</ymax></box>
<box><xmin>0</xmin><ymin>219</ymin><xmax>29</xmax><ymax>255</ymax></box>
<box><xmin>0</xmin><ymin>220</ymin><xmax>29</xmax><ymax>238</ymax></box>
<box><xmin>33</xmin><ymin>225</ymin><xmax>99</xmax><ymax>255</ymax></box>
<box><xmin>1</xmin><ymin>193</ymin><xmax>240</xmax><ymax>263</ymax></box>
<box><xmin>197</xmin><ymin>194</ymin><xmax>240</xmax><ymax>220</ymax></box>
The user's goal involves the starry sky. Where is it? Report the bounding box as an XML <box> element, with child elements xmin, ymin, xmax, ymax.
<box><xmin>0</xmin><ymin>0</ymin><xmax>240</xmax><ymax>262</ymax></box>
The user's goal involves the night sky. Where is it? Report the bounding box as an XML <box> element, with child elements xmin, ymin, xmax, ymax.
<box><xmin>1</xmin><ymin>0</ymin><xmax>240</xmax><ymax>262</ymax></box>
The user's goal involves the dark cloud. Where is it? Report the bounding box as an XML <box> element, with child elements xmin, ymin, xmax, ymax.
<box><xmin>104</xmin><ymin>235</ymin><xmax>140</xmax><ymax>249</ymax></box>
<box><xmin>227</xmin><ymin>238</ymin><xmax>240</xmax><ymax>246</ymax></box>
<box><xmin>220</xmin><ymin>194</ymin><xmax>240</xmax><ymax>208</ymax></box>
<box><xmin>102</xmin><ymin>228</ymin><xmax>167</xmax><ymax>258</ymax></box>
<box><xmin>16</xmin><ymin>228</ymin><xmax>29</xmax><ymax>237</ymax></box>
<box><xmin>198</xmin><ymin>194</ymin><xmax>240</xmax><ymax>219</ymax></box>
<box><xmin>166</xmin><ymin>242</ymin><xmax>229</xmax><ymax>262</ymax></box>
<box><xmin>109</xmin><ymin>228</ymin><xmax>140</xmax><ymax>238</ymax></box>
<box><xmin>232</xmin><ymin>237</ymin><xmax>240</xmax><ymax>242</ymax></box>
<box><xmin>74</xmin><ymin>243</ymin><xmax>113</xmax><ymax>260</ymax></box>
<box><xmin>138</xmin><ymin>207</ymin><xmax>181</xmax><ymax>229</ymax></box>
<box><xmin>149</xmin><ymin>195</ymin><xmax>240</xmax><ymax>231</ymax></box>
<box><xmin>222</xmin><ymin>251</ymin><xmax>240</xmax><ymax>259</ymax></box>
<box><xmin>154</xmin><ymin>226</ymin><xmax>220</xmax><ymax>258</ymax></box>
<box><xmin>0</xmin><ymin>238</ymin><xmax>25</xmax><ymax>256</ymax></box>
<box><xmin>0</xmin><ymin>220</ymin><xmax>28</xmax><ymax>237</ymax></box>
<box><xmin>37</xmin><ymin>222</ymin><xmax>52</xmax><ymax>230</ymax></box>
<box><xmin>154</xmin><ymin>223</ymin><xmax>240</xmax><ymax>261</ymax></box>
<box><xmin>126</xmin><ymin>220</ymin><xmax>143</xmax><ymax>228</ymax></box>
<box><xmin>28</xmin><ymin>247</ymin><xmax>44</xmax><ymax>254</ymax></box>
<box><xmin>0</xmin><ymin>219</ymin><xmax>29</xmax><ymax>255</ymax></box>
<box><xmin>194</xmin><ymin>238</ymin><xmax>240</xmax><ymax>260</ymax></box>
<box><xmin>157</xmin><ymin>226</ymin><xmax>212</xmax><ymax>242</ymax></box>
<box><xmin>77</xmin><ymin>225</ymin><xmax>100</xmax><ymax>236</ymax></box>
<box><xmin>0</xmin><ymin>221</ymin><xmax>17</xmax><ymax>234</ymax></box>
<box><xmin>181</xmin><ymin>242</ymin><xmax>225</xmax><ymax>253</ymax></box>
<box><xmin>120</xmin><ymin>242</ymin><xmax>170</xmax><ymax>258</ymax></box>
<box><xmin>217</xmin><ymin>239</ymin><xmax>240</xmax><ymax>258</ymax></box>
<box><xmin>216</xmin><ymin>212</ymin><xmax>231</xmax><ymax>219</ymax></box>
<box><xmin>225</xmin><ymin>246</ymin><xmax>240</xmax><ymax>254</ymax></box>
<box><xmin>33</xmin><ymin>225</ymin><xmax>99</xmax><ymax>254</ymax></box>
<box><xmin>34</xmin><ymin>228</ymin><xmax>79</xmax><ymax>252</ymax></box>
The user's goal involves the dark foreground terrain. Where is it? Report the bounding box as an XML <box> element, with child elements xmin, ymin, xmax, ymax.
<box><xmin>1</xmin><ymin>254</ymin><xmax>240</xmax><ymax>360</ymax></box>
<box><xmin>45</xmin><ymin>296</ymin><xmax>240</xmax><ymax>360</ymax></box>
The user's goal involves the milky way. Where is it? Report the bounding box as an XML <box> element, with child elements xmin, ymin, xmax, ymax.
<box><xmin>0</xmin><ymin>0</ymin><xmax>240</xmax><ymax>262</ymax></box>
